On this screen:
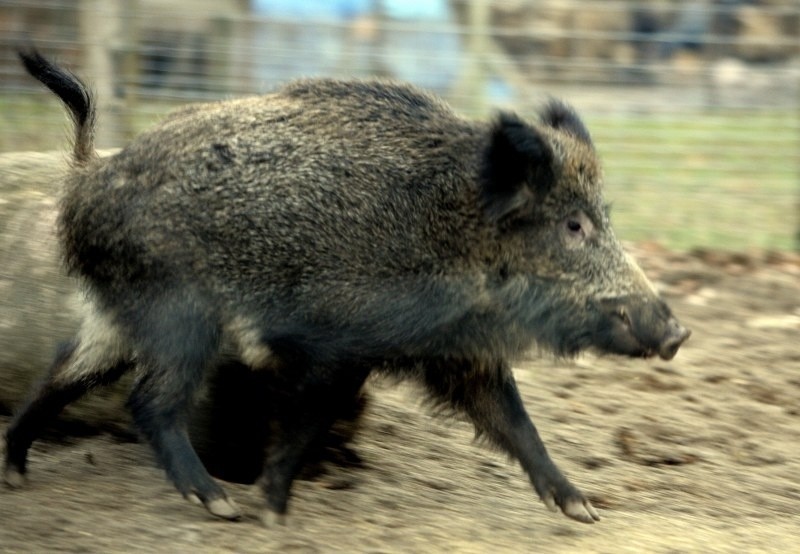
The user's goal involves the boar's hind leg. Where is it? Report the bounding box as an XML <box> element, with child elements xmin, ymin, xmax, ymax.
<box><xmin>126</xmin><ymin>299</ymin><xmax>240</xmax><ymax>520</ymax></box>
<box><xmin>260</xmin><ymin>360</ymin><xmax>371</xmax><ymax>526</ymax></box>
<box><xmin>4</xmin><ymin>339</ymin><xmax>132</xmax><ymax>487</ymax></box>
<box><xmin>422</xmin><ymin>360</ymin><xmax>600</xmax><ymax>524</ymax></box>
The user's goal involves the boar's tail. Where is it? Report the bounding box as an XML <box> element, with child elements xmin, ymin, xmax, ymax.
<box><xmin>18</xmin><ymin>48</ymin><xmax>96</xmax><ymax>166</ymax></box>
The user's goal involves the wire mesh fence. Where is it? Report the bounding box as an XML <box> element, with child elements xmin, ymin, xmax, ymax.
<box><xmin>1</xmin><ymin>0</ymin><xmax>798</xmax><ymax>251</ymax></box>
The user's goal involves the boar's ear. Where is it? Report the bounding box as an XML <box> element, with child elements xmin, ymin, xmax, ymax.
<box><xmin>481</xmin><ymin>112</ymin><xmax>554</xmax><ymax>223</ymax></box>
<box><xmin>539</xmin><ymin>99</ymin><xmax>592</xmax><ymax>145</ymax></box>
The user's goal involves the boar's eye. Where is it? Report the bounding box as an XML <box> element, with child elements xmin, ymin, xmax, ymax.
<box><xmin>562</xmin><ymin>211</ymin><xmax>594</xmax><ymax>245</ymax></box>
<box><xmin>567</xmin><ymin>219</ymin><xmax>582</xmax><ymax>233</ymax></box>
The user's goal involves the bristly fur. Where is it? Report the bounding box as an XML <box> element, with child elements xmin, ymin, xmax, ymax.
<box><xmin>17</xmin><ymin>48</ymin><xmax>96</xmax><ymax>165</ymax></box>
<box><xmin>6</xmin><ymin>49</ymin><xmax>685</xmax><ymax>526</ymax></box>
<box><xmin>481</xmin><ymin>112</ymin><xmax>554</xmax><ymax>223</ymax></box>
<box><xmin>539</xmin><ymin>99</ymin><xmax>592</xmax><ymax>145</ymax></box>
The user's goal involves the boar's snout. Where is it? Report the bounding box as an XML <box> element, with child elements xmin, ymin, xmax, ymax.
<box><xmin>595</xmin><ymin>297</ymin><xmax>690</xmax><ymax>361</ymax></box>
<box><xmin>657</xmin><ymin>317</ymin><xmax>691</xmax><ymax>360</ymax></box>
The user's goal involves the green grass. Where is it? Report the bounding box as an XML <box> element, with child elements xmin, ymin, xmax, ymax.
<box><xmin>586</xmin><ymin>111</ymin><xmax>798</xmax><ymax>251</ymax></box>
<box><xmin>0</xmin><ymin>95</ymin><xmax>180</xmax><ymax>153</ymax></box>
<box><xmin>2</xmin><ymin>94</ymin><xmax>798</xmax><ymax>251</ymax></box>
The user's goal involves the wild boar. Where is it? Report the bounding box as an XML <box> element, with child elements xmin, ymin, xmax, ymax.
<box><xmin>4</xmin><ymin>49</ymin><xmax>689</xmax><ymax>526</ymax></box>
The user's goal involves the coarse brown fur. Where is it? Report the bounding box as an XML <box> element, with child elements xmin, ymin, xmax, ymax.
<box><xmin>4</xmin><ymin>49</ymin><xmax>689</xmax><ymax>526</ymax></box>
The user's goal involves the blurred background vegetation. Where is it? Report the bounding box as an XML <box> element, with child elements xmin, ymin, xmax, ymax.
<box><xmin>1</xmin><ymin>0</ymin><xmax>798</xmax><ymax>251</ymax></box>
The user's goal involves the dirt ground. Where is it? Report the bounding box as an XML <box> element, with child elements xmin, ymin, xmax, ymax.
<box><xmin>1</xmin><ymin>247</ymin><xmax>798</xmax><ymax>553</ymax></box>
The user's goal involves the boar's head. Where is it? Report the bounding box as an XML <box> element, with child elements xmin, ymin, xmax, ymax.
<box><xmin>482</xmin><ymin>101</ymin><xmax>690</xmax><ymax>361</ymax></box>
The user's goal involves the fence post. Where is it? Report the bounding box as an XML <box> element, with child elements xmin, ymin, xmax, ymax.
<box><xmin>79</xmin><ymin>0</ymin><xmax>129</xmax><ymax>148</ymax></box>
<box><xmin>453</xmin><ymin>0</ymin><xmax>490</xmax><ymax>116</ymax></box>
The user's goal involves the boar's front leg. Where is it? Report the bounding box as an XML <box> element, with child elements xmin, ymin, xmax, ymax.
<box><xmin>260</xmin><ymin>358</ymin><xmax>372</xmax><ymax>526</ymax></box>
<box><xmin>421</xmin><ymin>359</ymin><xmax>600</xmax><ymax>524</ymax></box>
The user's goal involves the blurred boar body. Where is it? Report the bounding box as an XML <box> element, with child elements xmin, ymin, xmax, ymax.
<box><xmin>4</xmin><ymin>50</ymin><xmax>689</xmax><ymax>526</ymax></box>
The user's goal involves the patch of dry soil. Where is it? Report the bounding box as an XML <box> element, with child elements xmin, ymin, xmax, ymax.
<box><xmin>1</xmin><ymin>249</ymin><xmax>799</xmax><ymax>553</ymax></box>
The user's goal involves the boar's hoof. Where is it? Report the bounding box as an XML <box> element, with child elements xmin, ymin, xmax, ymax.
<box><xmin>561</xmin><ymin>497</ymin><xmax>601</xmax><ymax>524</ymax></box>
<box><xmin>3</xmin><ymin>466</ymin><xmax>26</xmax><ymax>489</ymax></box>
<box><xmin>541</xmin><ymin>484</ymin><xmax>600</xmax><ymax>524</ymax></box>
<box><xmin>204</xmin><ymin>496</ymin><xmax>242</xmax><ymax>520</ymax></box>
<box><xmin>260</xmin><ymin>509</ymin><xmax>287</xmax><ymax>528</ymax></box>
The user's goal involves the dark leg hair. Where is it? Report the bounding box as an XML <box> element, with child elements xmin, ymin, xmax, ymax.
<box><xmin>125</xmin><ymin>296</ymin><xmax>240</xmax><ymax>519</ymax></box>
<box><xmin>260</xmin><ymin>359</ymin><xmax>371</xmax><ymax>525</ymax></box>
<box><xmin>421</xmin><ymin>358</ymin><xmax>600</xmax><ymax>524</ymax></box>
<box><xmin>4</xmin><ymin>339</ymin><xmax>131</xmax><ymax>486</ymax></box>
<box><xmin>190</xmin><ymin>359</ymin><xmax>273</xmax><ymax>485</ymax></box>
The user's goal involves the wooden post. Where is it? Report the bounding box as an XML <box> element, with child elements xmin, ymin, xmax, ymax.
<box><xmin>453</xmin><ymin>0</ymin><xmax>490</xmax><ymax>116</ymax></box>
<box><xmin>79</xmin><ymin>0</ymin><xmax>127</xmax><ymax>148</ymax></box>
